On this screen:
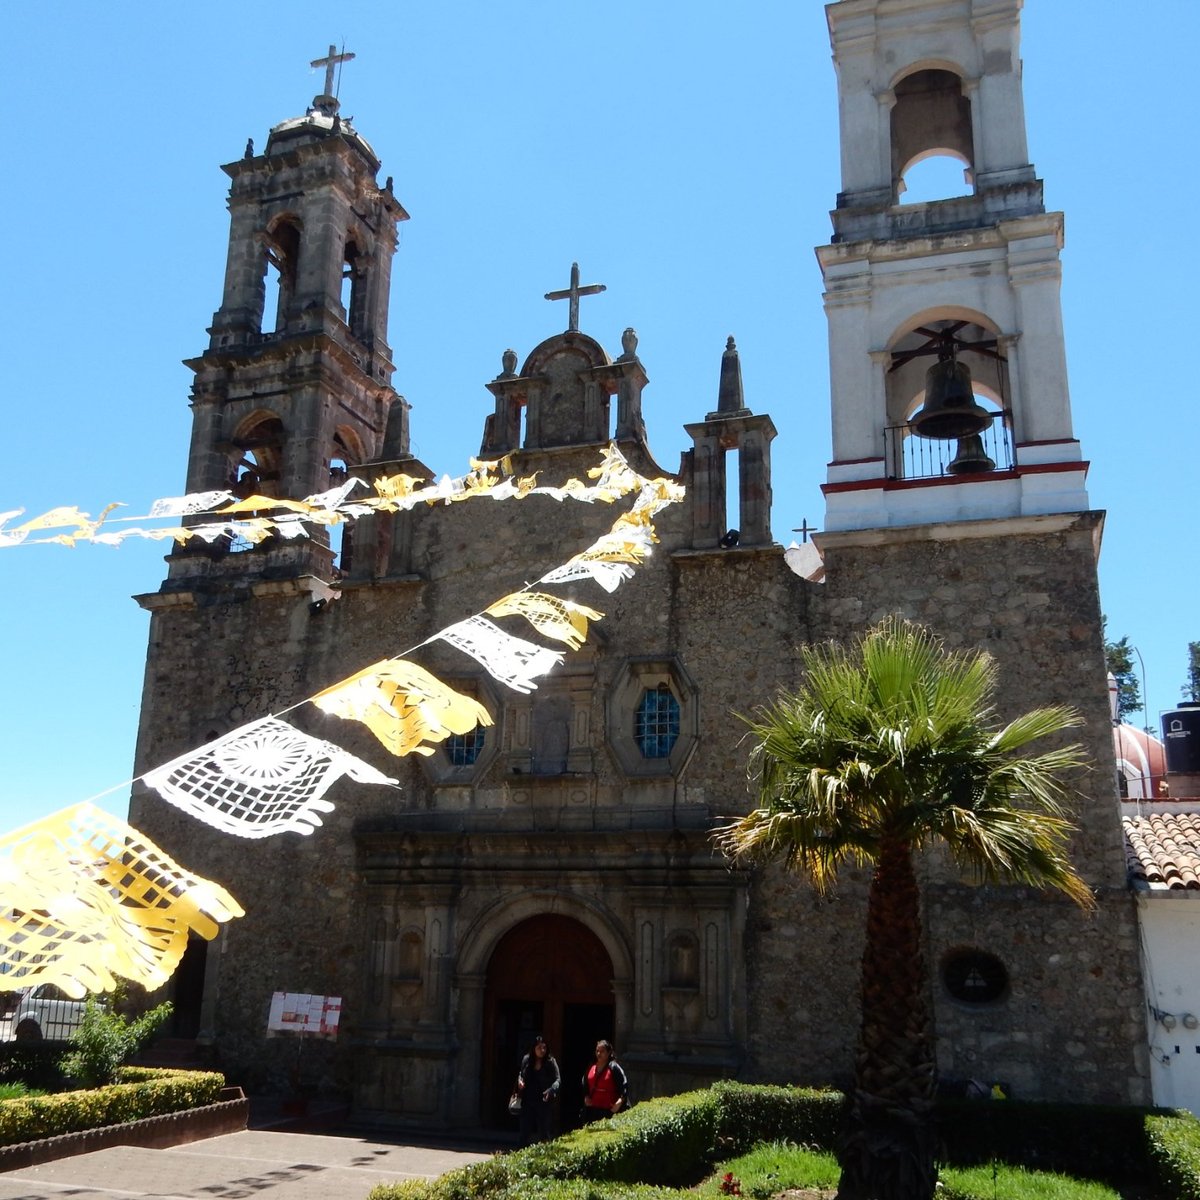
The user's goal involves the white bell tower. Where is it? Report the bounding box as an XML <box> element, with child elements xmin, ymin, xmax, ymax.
<box><xmin>819</xmin><ymin>0</ymin><xmax>1089</xmax><ymax>533</ymax></box>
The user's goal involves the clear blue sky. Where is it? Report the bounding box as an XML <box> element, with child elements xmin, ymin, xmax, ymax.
<box><xmin>1</xmin><ymin>1</ymin><xmax>1196</xmax><ymax>833</ymax></box>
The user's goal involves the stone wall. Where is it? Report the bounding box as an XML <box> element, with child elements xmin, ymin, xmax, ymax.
<box><xmin>786</xmin><ymin>511</ymin><xmax>1148</xmax><ymax>1104</ymax></box>
<box><xmin>129</xmin><ymin>448</ymin><xmax>1150</xmax><ymax>1114</ymax></box>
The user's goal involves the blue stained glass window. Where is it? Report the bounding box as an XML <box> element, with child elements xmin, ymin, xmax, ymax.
<box><xmin>635</xmin><ymin>686</ymin><xmax>680</xmax><ymax>759</ymax></box>
<box><xmin>446</xmin><ymin>725</ymin><xmax>486</xmax><ymax>767</ymax></box>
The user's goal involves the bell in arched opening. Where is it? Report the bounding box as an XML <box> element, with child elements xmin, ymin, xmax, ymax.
<box><xmin>947</xmin><ymin>432</ymin><xmax>996</xmax><ymax>475</ymax></box>
<box><xmin>909</xmin><ymin>351</ymin><xmax>992</xmax><ymax>440</ymax></box>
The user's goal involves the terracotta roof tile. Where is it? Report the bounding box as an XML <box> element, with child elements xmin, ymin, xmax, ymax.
<box><xmin>1125</xmin><ymin>813</ymin><xmax>1200</xmax><ymax>891</ymax></box>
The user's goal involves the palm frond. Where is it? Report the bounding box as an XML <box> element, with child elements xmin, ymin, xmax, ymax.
<box><xmin>717</xmin><ymin>616</ymin><xmax>1091</xmax><ymax>908</ymax></box>
<box><xmin>991</xmin><ymin>706</ymin><xmax>1085</xmax><ymax>754</ymax></box>
<box><xmin>939</xmin><ymin>803</ymin><xmax>1095</xmax><ymax>908</ymax></box>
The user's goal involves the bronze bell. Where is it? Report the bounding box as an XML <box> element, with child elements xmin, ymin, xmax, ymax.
<box><xmin>947</xmin><ymin>432</ymin><xmax>996</xmax><ymax>475</ymax></box>
<box><xmin>910</xmin><ymin>353</ymin><xmax>992</xmax><ymax>440</ymax></box>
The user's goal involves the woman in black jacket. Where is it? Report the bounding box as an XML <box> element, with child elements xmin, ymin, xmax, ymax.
<box><xmin>516</xmin><ymin>1033</ymin><xmax>560</xmax><ymax>1144</ymax></box>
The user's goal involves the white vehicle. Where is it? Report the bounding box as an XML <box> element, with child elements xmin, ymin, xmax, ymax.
<box><xmin>7</xmin><ymin>983</ymin><xmax>89</xmax><ymax>1042</ymax></box>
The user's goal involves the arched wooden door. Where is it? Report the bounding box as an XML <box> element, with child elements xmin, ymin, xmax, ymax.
<box><xmin>482</xmin><ymin>914</ymin><xmax>615</xmax><ymax>1129</ymax></box>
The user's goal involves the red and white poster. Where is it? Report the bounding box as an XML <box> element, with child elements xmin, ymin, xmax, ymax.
<box><xmin>267</xmin><ymin>991</ymin><xmax>342</xmax><ymax>1038</ymax></box>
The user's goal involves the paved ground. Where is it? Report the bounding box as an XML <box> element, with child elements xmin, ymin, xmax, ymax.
<box><xmin>0</xmin><ymin>1126</ymin><xmax>494</xmax><ymax>1200</ymax></box>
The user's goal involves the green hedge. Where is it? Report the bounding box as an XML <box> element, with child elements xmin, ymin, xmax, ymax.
<box><xmin>710</xmin><ymin>1081</ymin><xmax>845</xmax><ymax>1156</ymax></box>
<box><xmin>1147</xmin><ymin>1110</ymin><xmax>1200</xmax><ymax>1200</ymax></box>
<box><xmin>539</xmin><ymin>1089</ymin><xmax>722</xmax><ymax>1185</ymax></box>
<box><xmin>366</xmin><ymin>1084</ymin><xmax>841</xmax><ymax>1200</ymax></box>
<box><xmin>367</xmin><ymin>1083</ymin><xmax>1200</xmax><ymax>1200</ymax></box>
<box><xmin>0</xmin><ymin>1067</ymin><xmax>226</xmax><ymax>1146</ymax></box>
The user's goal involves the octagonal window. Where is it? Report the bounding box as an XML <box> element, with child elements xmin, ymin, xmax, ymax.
<box><xmin>635</xmin><ymin>685</ymin><xmax>680</xmax><ymax>759</ymax></box>
<box><xmin>607</xmin><ymin>658</ymin><xmax>698</xmax><ymax>778</ymax></box>
<box><xmin>446</xmin><ymin>725</ymin><xmax>486</xmax><ymax>767</ymax></box>
<box><xmin>419</xmin><ymin>676</ymin><xmax>498</xmax><ymax>786</ymax></box>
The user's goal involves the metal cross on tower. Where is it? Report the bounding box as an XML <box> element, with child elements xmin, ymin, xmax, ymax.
<box><xmin>311</xmin><ymin>44</ymin><xmax>355</xmax><ymax>98</ymax></box>
<box><xmin>544</xmin><ymin>263</ymin><xmax>606</xmax><ymax>333</ymax></box>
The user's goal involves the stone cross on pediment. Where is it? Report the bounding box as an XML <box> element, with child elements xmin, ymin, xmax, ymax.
<box><xmin>544</xmin><ymin>263</ymin><xmax>606</xmax><ymax>333</ymax></box>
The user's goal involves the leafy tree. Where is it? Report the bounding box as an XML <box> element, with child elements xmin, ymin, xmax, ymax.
<box><xmin>1184</xmin><ymin>641</ymin><xmax>1200</xmax><ymax>703</ymax></box>
<box><xmin>714</xmin><ymin>616</ymin><xmax>1092</xmax><ymax>1200</ymax></box>
<box><xmin>61</xmin><ymin>998</ymin><xmax>173</xmax><ymax>1088</ymax></box>
<box><xmin>1102</xmin><ymin>618</ymin><xmax>1142</xmax><ymax>723</ymax></box>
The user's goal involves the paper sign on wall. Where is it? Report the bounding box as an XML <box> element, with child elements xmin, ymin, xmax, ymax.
<box><xmin>267</xmin><ymin>991</ymin><xmax>342</xmax><ymax>1038</ymax></box>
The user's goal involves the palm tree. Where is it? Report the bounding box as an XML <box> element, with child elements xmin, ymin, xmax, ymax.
<box><xmin>715</xmin><ymin>616</ymin><xmax>1094</xmax><ymax>1200</ymax></box>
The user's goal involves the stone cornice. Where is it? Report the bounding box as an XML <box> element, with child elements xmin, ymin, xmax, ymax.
<box><xmin>815</xmin><ymin>508</ymin><xmax>1105</xmax><ymax>553</ymax></box>
<box><xmin>818</xmin><ymin>209</ymin><xmax>1063</xmax><ymax>270</ymax></box>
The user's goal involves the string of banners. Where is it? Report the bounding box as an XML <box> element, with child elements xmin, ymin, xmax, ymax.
<box><xmin>0</xmin><ymin>444</ymin><xmax>652</xmax><ymax>549</ymax></box>
<box><xmin>0</xmin><ymin>804</ymin><xmax>244</xmax><ymax>998</ymax></box>
<box><xmin>0</xmin><ymin>447</ymin><xmax>685</xmax><ymax>997</ymax></box>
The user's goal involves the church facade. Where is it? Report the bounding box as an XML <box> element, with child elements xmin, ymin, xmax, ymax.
<box><xmin>129</xmin><ymin>1</ymin><xmax>1151</xmax><ymax>1127</ymax></box>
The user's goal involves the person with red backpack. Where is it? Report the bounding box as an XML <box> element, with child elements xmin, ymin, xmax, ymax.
<box><xmin>581</xmin><ymin>1039</ymin><xmax>628</xmax><ymax>1122</ymax></box>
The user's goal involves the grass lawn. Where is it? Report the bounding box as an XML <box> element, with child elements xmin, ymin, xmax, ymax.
<box><xmin>698</xmin><ymin>1143</ymin><xmax>1125</xmax><ymax>1200</ymax></box>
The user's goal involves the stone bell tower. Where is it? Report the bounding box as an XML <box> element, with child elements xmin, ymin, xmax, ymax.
<box><xmin>819</xmin><ymin>0</ymin><xmax>1088</xmax><ymax>533</ymax></box>
<box><xmin>168</xmin><ymin>48</ymin><xmax>409</xmax><ymax>585</ymax></box>
<box><xmin>811</xmin><ymin>2</ymin><xmax>1149</xmax><ymax>1104</ymax></box>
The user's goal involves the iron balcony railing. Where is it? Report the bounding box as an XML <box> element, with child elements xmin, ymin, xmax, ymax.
<box><xmin>883</xmin><ymin>411</ymin><xmax>1014</xmax><ymax>482</ymax></box>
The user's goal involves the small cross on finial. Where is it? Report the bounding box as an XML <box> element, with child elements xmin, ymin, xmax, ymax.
<box><xmin>311</xmin><ymin>43</ymin><xmax>355</xmax><ymax>100</ymax></box>
<box><xmin>792</xmin><ymin>519</ymin><xmax>819</xmax><ymax>543</ymax></box>
<box><xmin>544</xmin><ymin>262</ymin><xmax>606</xmax><ymax>333</ymax></box>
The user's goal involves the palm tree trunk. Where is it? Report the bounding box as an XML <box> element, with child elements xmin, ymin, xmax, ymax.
<box><xmin>836</xmin><ymin>833</ymin><xmax>937</xmax><ymax>1200</ymax></box>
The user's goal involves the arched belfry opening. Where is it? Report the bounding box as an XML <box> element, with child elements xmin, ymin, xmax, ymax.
<box><xmin>891</xmin><ymin>68</ymin><xmax>974</xmax><ymax>203</ymax></box>
<box><xmin>481</xmin><ymin>915</ymin><xmax>615</xmax><ymax>1129</ymax></box>
<box><xmin>262</xmin><ymin>217</ymin><xmax>301</xmax><ymax>335</ymax></box>
<box><xmin>218</xmin><ymin>413</ymin><xmax>285</xmax><ymax>553</ymax></box>
<box><xmin>885</xmin><ymin>317</ymin><xmax>1011</xmax><ymax>481</ymax></box>
<box><xmin>230</xmin><ymin>414</ymin><xmax>284</xmax><ymax>499</ymax></box>
<box><xmin>342</xmin><ymin>234</ymin><xmax>369</xmax><ymax>341</ymax></box>
<box><xmin>329</xmin><ymin>425</ymin><xmax>365</xmax><ymax>574</ymax></box>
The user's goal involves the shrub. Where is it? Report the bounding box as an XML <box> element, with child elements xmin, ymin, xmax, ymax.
<box><xmin>1146</xmin><ymin>1110</ymin><xmax>1200</xmax><ymax>1200</ymax></box>
<box><xmin>0</xmin><ymin>1067</ymin><xmax>224</xmax><ymax>1146</ymax></box>
<box><xmin>60</xmin><ymin>998</ymin><xmax>173</xmax><ymax>1089</ymax></box>
<box><xmin>367</xmin><ymin>1091</ymin><xmax>719</xmax><ymax>1200</ymax></box>
<box><xmin>710</xmin><ymin>1081</ymin><xmax>844</xmax><ymax>1156</ymax></box>
<box><xmin>543</xmin><ymin>1089</ymin><xmax>722</xmax><ymax>1186</ymax></box>
<box><xmin>0</xmin><ymin>1083</ymin><xmax>43</xmax><ymax>1101</ymax></box>
<box><xmin>366</xmin><ymin>1083</ymin><xmax>1177</xmax><ymax>1200</ymax></box>
<box><xmin>367</xmin><ymin>1085</ymin><xmax>841</xmax><ymax>1200</ymax></box>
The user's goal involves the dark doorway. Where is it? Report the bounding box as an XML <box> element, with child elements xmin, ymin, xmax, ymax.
<box><xmin>482</xmin><ymin>914</ymin><xmax>615</xmax><ymax>1130</ymax></box>
<box><xmin>494</xmin><ymin>997</ymin><xmax>544</xmax><ymax>1101</ymax></box>
<box><xmin>171</xmin><ymin>935</ymin><xmax>207</xmax><ymax>1038</ymax></box>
